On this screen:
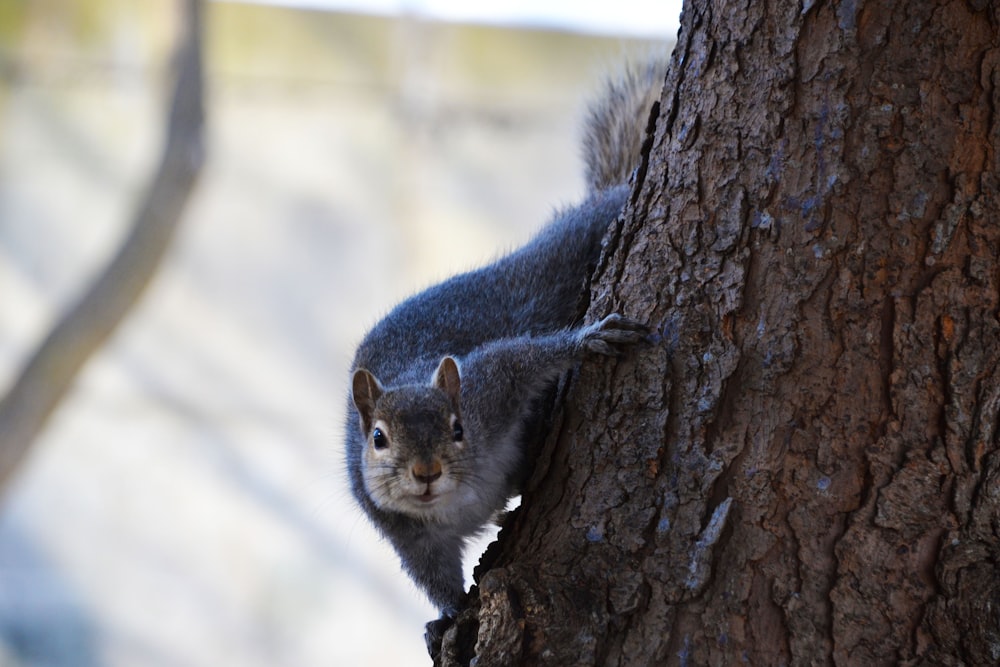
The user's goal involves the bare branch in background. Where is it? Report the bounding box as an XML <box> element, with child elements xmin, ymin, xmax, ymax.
<box><xmin>0</xmin><ymin>0</ymin><xmax>205</xmax><ymax>490</ymax></box>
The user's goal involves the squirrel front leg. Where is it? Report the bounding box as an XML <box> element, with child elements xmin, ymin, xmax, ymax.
<box><xmin>392</xmin><ymin>532</ymin><xmax>465</xmax><ymax>656</ymax></box>
<box><xmin>391</xmin><ymin>529</ymin><xmax>466</xmax><ymax>617</ymax></box>
<box><xmin>460</xmin><ymin>314</ymin><xmax>648</xmax><ymax>434</ymax></box>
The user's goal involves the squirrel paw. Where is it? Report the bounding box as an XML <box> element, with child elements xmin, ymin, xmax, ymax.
<box><xmin>580</xmin><ymin>313</ymin><xmax>649</xmax><ymax>356</ymax></box>
<box><xmin>424</xmin><ymin>613</ymin><xmax>456</xmax><ymax>658</ymax></box>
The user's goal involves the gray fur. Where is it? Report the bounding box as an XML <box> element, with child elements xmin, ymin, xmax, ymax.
<box><xmin>344</xmin><ymin>61</ymin><xmax>664</xmax><ymax>616</ymax></box>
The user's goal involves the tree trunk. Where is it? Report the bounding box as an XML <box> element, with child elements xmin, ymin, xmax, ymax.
<box><xmin>439</xmin><ymin>0</ymin><xmax>1000</xmax><ymax>665</ymax></box>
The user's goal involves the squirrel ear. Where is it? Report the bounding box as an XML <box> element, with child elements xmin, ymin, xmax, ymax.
<box><xmin>352</xmin><ymin>368</ymin><xmax>383</xmax><ymax>433</ymax></box>
<box><xmin>432</xmin><ymin>356</ymin><xmax>462</xmax><ymax>408</ymax></box>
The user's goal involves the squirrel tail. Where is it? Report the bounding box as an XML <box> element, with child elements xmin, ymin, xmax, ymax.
<box><xmin>582</xmin><ymin>59</ymin><xmax>668</xmax><ymax>193</ymax></box>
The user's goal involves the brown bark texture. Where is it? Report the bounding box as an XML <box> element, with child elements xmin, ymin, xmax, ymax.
<box><xmin>438</xmin><ymin>0</ymin><xmax>1000</xmax><ymax>665</ymax></box>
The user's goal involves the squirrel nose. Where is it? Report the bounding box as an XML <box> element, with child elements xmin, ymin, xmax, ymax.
<box><xmin>411</xmin><ymin>460</ymin><xmax>442</xmax><ymax>484</ymax></box>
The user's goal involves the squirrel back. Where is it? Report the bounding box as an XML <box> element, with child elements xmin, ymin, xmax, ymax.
<box><xmin>351</xmin><ymin>58</ymin><xmax>666</xmax><ymax>387</ymax></box>
<box><xmin>344</xmin><ymin>58</ymin><xmax>666</xmax><ymax>619</ymax></box>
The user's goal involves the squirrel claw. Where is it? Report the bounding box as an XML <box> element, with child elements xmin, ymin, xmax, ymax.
<box><xmin>424</xmin><ymin>613</ymin><xmax>456</xmax><ymax>658</ymax></box>
<box><xmin>581</xmin><ymin>313</ymin><xmax>649</xmax><ymax>355</ymax></box>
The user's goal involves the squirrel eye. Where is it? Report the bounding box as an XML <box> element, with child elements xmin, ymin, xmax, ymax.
<box><xmin>372</xmin><ymin>427</ymin><xmax>389</xmax><ymax>450</ymax></box>
<box><xmin>452</xmin><ymin>421</ymin><xmax>464</xmax><ymax>442</ymax></box>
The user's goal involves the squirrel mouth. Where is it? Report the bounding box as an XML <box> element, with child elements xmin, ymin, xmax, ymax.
<box><xmin>415</xmin><ymin>490</ymin><xmax>437</xmax><ymax>503</ymax></box>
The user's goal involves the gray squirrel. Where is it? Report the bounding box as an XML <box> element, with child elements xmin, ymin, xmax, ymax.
<box><xmin>344</xmin><ymin>59</ymin><xmax>665</xmax><ymax>622</ymax></box>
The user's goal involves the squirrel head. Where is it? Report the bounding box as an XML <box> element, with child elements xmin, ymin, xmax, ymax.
<box><xmin>351</xmin><ymin>357</ymin><xmax>469</xmax><ymax>522</ymax></box>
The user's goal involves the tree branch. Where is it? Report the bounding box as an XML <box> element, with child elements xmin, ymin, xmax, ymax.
<box><xmin>0</xmin><ymin>0</ymin><xmax>205</xmax><ymax>490</ymax></box>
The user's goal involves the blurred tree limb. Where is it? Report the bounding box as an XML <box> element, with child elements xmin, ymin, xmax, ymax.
<box><xmin>0</xmin><ymin>0</ymin><xmax>205</xmax><ymax>491</ymax></box>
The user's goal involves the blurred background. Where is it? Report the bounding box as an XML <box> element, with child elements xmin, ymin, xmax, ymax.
<box><xmin>0</xmin><ymin>0</ymin><xmax>675</xmax><ymax>665</ymax></box>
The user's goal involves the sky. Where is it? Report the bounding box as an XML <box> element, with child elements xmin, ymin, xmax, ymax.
<box><xmin>228</xmin><ymin>0</ymin><xmax>683</xmax><ymax>38</ymax></box>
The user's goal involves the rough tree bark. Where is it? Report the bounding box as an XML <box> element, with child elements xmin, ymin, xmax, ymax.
<box><xmin>438</xmin><ymin>0</ymin><xmax>1000</xmax><ymax>665</ymax></box>
<box><xmin>0</xmin><ymin>0</ymin><xmax>204</xmax><ymax>491</ymax></box>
